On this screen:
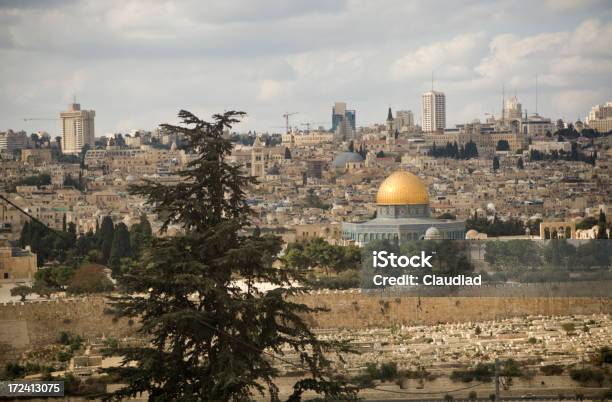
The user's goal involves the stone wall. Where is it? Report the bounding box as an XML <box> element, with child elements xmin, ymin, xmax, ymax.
<box><xmin>0</xmin><ymin>297</ymin><xmax>135</xmax><ymax>365</ymax></box>
<box><xmin>0</xmin><ymin>292</ymin><xmax>610</xmax><ymax>365</ymax></box>
<box><xmin>294</xmin><ymin>294</ymin><xmax>611</xmax><ymax>329</ymax></box>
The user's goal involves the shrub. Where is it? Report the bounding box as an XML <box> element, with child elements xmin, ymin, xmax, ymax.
<box><xmin>540</xmin><ymin>364</ymin><xmax>564</xmax><ymax>375</ymax></box>
<box><xmin>569</xmin><ymin>368</ymin><xmax>605</xmax><ymax>386</ymax></box>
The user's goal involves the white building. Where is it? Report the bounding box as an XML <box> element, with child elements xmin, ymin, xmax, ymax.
<box><xmin>422</xmin><ymin>91</ymin><xmax>446</xmax><ymax>132</ymax></box>
<box><xmin>60</xmin><ymin>103</ymin><xmax>95</xmax><ymax>155</ymax></box>
<box><xmin>586</xmin><ymin>102</ymin><xmax>612</xmax><ymax>133</ymax></box>
<box><xmin>0</xmin><ymin>130</ymin><xmax>28</xmax><ymax>152</ymax></box>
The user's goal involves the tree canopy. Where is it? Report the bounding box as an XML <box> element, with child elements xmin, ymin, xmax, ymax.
<box><xmin>105</xmin><ymin>110</ymin><xmax>356</xmax><ymax>401</ymax></box>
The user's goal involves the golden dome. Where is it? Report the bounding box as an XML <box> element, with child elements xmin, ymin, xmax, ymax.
<box><xmin>376</xmin><ymin>171</ymin><xmax>429</xmax><ymax>205</ymax></box>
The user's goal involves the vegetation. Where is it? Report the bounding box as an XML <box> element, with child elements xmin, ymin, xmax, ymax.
<box><xmin>428</xmin><ymin>141</ymin><xmax>478</xmax><ymax>159</ymax></box>
<box><xmin>283</xmin><ymin>237</ymin><xmax>361</xmax><ymax>276</ymax></box>
<box><xmin>569</xmin><ymin>368</ymin><xmax>605</xmax><ymax>386</ymax></box>
<box><xmin>67</xmin><ymin>263</ymin><xmax>114</xmax><ymax>294</ymax></box>
<box><xmin>103</xmin><ymin>110</ymin><xmax>357</xmax><ymax>401</ymax></box>
<box><xmin>14</xmin><ymin>173</ymin><xmax>51</xmax><ymax>188</ymax></box>
<box><xmin>10</xmin><ymin>285</ymin><xmax>33</xmax><ymax>301</ymax></box>
<box><xmin>466</xmin><ymin>216</ymin><xmax>525</xmax><ymax>237</ymax></box>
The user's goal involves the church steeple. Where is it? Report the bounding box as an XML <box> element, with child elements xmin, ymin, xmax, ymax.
<box><xmin>387</xmin><ymin>107</ymin><xmax>393</xmax><ymax>121</ymax></box>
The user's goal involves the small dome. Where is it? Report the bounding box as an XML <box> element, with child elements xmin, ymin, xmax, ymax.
<box><xmin>332</xmin><ymin>152</ymin><xmax>363</xmax><ymax>168</ymax></box>
<box><xmin>424</xmin><ymin>227</ymin><xmax>442</xmax><ymax>240</ymax></box>
<box><xmin>376</xmin><ymin>171</ymin><xmax>429</xmax><ymax>205</ymax></box>
<box><xmin>465</xmin><ymin>229</ymin><xmax>479</xmax><ymax>239</ymax></box>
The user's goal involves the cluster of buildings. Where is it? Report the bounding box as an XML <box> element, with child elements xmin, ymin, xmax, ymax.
<box><xmin>0</xmin><ymin>94</ymin><xmax>609</xmax><ymax>278</ymax></box>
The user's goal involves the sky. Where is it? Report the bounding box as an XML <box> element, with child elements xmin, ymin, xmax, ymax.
<box><xmin>1</xmin><ymin>0</ymin><xmax>612</xmax><ymax>136</ymax></box>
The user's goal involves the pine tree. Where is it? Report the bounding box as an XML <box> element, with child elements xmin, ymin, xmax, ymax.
<box><xmin>99</xmin><ymin>216</ymin><xmax>114</xmax><ymax>264</ymax></box>
<box><xmin>109</xmin><ymin>223</ymin><xmax>132</xmax><ymax>275</ymax></box>
<box><xmin>517</xmin><ymin>157</ymin><xmax>524</xmax><ymax>169</ymax></box>
<box><xmin>597</xmin><ymin>210</ymin><xmax>608</xmax><ymax>239</ymax></box>
<box><xmin>493</xmin><ymin>156</ymin><xmax>500</xmax><ymax>171</ymax></box>
<box><xmin>284</xmin><ymin>146</ymin><xmax>292</xmax><ymax>159</ymax></box>
<box><xmin>105</xmin><ymin>110</ymin><xmax>356</xmax><ymax>401</ymax></box>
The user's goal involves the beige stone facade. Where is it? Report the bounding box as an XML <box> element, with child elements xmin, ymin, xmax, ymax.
<box><xmin>0</xmin><ymin>236</ymin><xmax>37</xmax><ymax>282</ymax></box>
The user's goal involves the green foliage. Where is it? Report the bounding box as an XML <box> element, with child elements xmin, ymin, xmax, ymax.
<box><xmin>15</xmin><ymin>173</ymin><xmax>51</xmax><ymax>188</ymax></box>
<box><xmin>129</xmin><ymin>214</ymin><xmax>153</xmax><ymax>259</ymax></box>
<box><xmin>19</xmin><ymin>220</ymin><xmax>74</xmax><ymax>266</ymax></box>
<box><xmin>35</xmin><ymin>265</ymin><xmax>75</xmax><ymax>291</ymax></box>
<box><xmin>99</xmin><ymin>216</ymin><xmax>114</xmax><ymax>264</ymax></box>
<box><xmin>484</xmin><ymin>240</ymin><xmax>541</xmax><ymax>271</ymax></box>
<box><xmin>104</xmin><ymin>110</ymin><xmax>357</xmax><ymax>402</ymax></box>
<box><xmin>561</xmin><ymin>322</ymin><xmax>576</xmax><ymax>332</ymax></box>
<box><xmin>308</xmin><ymin>269</ymin><xmax>361</xmax><ymax>290</ymax></box>
<box><xmin>466</xmin><ymin>216</ymin><xmax>525</xmax><ymax>237</ymax></box>
<box><xmin>304</xmin><ymin>189</ymin><xmax>330</xmax><ymax>209</ymax></box>
<box><xmin>10</xmin><ymin>285</ymin><xmax>33</xmax><ymax>301</ymax></box>
<box><xmin>492</xmin><ymin>156</ymin><xmax>500</xmax><ymax>171</ymax></box>
<box><xmin>569</xmin><ymin>368</ymin><xmax>605</xmax><ymax>386</ymax></box>
<box><xmin>108</xmin><ymin>222</ymin><xmax>132</xmax><ymax>276</ymax></box>
<box><xmin>428</xmin><ymin>141</ymin><xmax>478</xmax><ymax>159</ymax></box>
<box><xmin>67</xmin><ymin>263</ymin><xmax>114</xmax><ymax>294</ymax></box>
<box><xmin>576</xmin><ymin>216</ymin><xmax>598</xmax><ymax>230</ymax></box>
<box><xmin>283</xmin><ymin>238</ymin><xmax>361</xmax><ymax>276</ymax></box>
<box><xmin>450</xmin><ymin>363</ymin><xmax>494</xmax><ymax>383</ymax></box>
<box><xmin>57</xmin><ymin>350</ymin><xmax>73</xmax><ymax>362</ymax></box>
<box><xmin>3</xmin><ymin>362</ymin><xmax>48</xmax><ymax>380</ymax></box>
<box><xmin>540</xmin><ymin>364</ymin><xmax>564</xmax><ymax>375</ymax></box>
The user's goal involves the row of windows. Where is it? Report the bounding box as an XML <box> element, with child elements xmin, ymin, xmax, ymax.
<box><xmin>342</xmin><ymin>230</ymin><xmax>465</xmax><ymax>242</ymax></box>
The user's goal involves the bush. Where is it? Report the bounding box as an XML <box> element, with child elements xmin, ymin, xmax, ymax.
<box><xmin>380</xmin><ymin>362</ymin><xmax>398</xmax><ymax>381</ymax></box>
<box><xmin>540</xmin><ymin>364</ymin><xmax>564</xmax><ymax>375</ymax></box>
<box><xmin>67</xmin><ymin>263</ymin><xmax>114</xmax><ymax>294</ymax></box>
<box><xmin>569</xmin><ymin>368</ymin><xmax>605</xmax><ymax>386</ymax></box>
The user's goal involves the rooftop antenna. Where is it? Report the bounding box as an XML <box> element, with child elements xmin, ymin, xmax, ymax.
<box><xmin>535</xmin><ymin>74</ymin><xmax>539</xmax><ymax>115</ymax></box>
<box><xmin>501</xmin><ymin>84</ymin><xmax>505</xmax><ymax>122</ymax></box>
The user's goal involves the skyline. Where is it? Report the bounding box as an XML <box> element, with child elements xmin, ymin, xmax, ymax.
<box><xmin>1</xmin><ymin>0</ymin><xmax>612</xmax><ymax>136</ymax></box>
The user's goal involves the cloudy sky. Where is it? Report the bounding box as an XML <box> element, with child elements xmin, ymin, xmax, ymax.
<box><xmin>1</xmin><ymin>0</ymin><xmax>612</xmax><ymax>136</ymax></box>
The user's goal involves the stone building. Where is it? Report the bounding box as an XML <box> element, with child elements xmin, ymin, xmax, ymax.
<box><xmin>0</xmin><ymin>235</ymin><xmax>37</xmax><ymax>281</ymax></box>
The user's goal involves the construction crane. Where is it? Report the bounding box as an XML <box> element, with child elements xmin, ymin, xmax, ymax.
<box><xmin>23</xmin><ymin>118</ymin><xmax>60</xmax><ymax>122</ymax></box>
<box><xmin>282</xmin><ymin>112</ymin><xmax>298</xmax><ymax>133</ymax></box>
<box><xmin>300</xmin><ymin>122</ymin><xmax>326</xmax><ymax>132</ymax></box>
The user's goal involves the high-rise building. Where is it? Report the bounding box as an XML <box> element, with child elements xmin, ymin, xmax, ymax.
<box><xmin>331</xmin><ymin>102</ymin><xmax>356</xmax><ymax>141</ymax></box>
<box><xmin>395</xmin><ymin>110</ymin><xmax>415</xmax><ymax>131</ymax></box>
<box><xmin>0</xmin><ymin>130</ymin><xmax>28</xmax><ymax>152</ymax></box>
<box><xmin>504</xmin><ymin>96</ymin><xmax>522</xmax><ymax>122</ymax></box>
<box><xmin>586</xmin><ymin>102</ymin><xmax>612</xmax><ymax>133</ymax></box>
<box><xmin>60</xmin><ymin>103</ymin><xmax>95</xmax><ymax>155</ymax></box>
<box><xmin>422</xmin><ymin>91</ymin><xmax>446</xmax><ymax>132</ymax></box>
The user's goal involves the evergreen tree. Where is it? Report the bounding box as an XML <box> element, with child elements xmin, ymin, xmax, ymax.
<box><xmin>493</xmin><ymin>156</ymin><xmax>500</xmax><ymax>171</ymax></box>
<box><xmin>129</xmin><ymin>214</ymin><xmax>153</xmax><ymax>259</ymax></box>
<box><xmin>284</xmin><ymin>146</ymin><xmax>292</xmax><ymax>159</ymax></box>
<box><xmin>105</xmin><ymin>110</ymin><xmax>356</xmax><ymax>401</ymax></box>
<box><xmin>109</xmin><ymin>223</ymin><xmax>132</xmax><ymax>275</ymax></box>
<box><xmin>62</xmin><ymin>214</ymin><xmax>67</xmax><ymax>232</ymax></box>
<box><xmin>597</xmin><ymin>210</ymin><xmax>608</xmax><ymax>239</ymax></box>
<box><xmin>99</xmin><ymin>216</ymin><xmax>115</xmax><ymax>264</ymax></box>
<box><xmin>348</xmin><ymin>140</ymin><xmax>354</xmax><ymax>152</ymax></box>
<box><xmin>517</xmin><ymin>157</ymin><xmax>524</xmax><ymax>169</ymax></box>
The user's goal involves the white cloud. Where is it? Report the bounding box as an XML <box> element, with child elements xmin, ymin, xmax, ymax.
<box><xmin>257</xmin><ymin>79</ymin><xmax>284</xmax><ymax>102</ymax></box>
<box><xmin>389</xmin><ymin>32</ymin><xmax>486</xmax><ymax>81</ymax></box>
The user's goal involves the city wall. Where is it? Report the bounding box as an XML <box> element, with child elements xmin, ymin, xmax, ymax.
<box><xmin>1</xmin><ymin>285</ymin><xmax>611</xmax><ymax>364</ymax></box>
